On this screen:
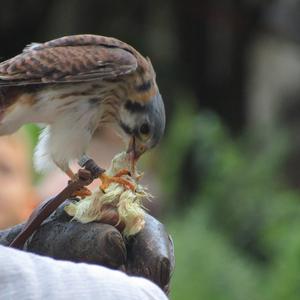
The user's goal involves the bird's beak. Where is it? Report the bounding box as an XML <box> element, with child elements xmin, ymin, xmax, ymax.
<box><xmin>127</xmin><ymin>136</ymin><xmax>137</xmax><ymax>158</ymax></box>
<box><xmin>127</xmin><ymin>136</ymin><xmax>146</xmax><ymax>160</ymax></box>
<box><xmin>127</xmin><ymin>136</ymin><xmax>138</xmax><ymax>175</ymax></box>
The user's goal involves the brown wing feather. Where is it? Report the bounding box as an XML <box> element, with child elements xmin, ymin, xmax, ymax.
<box><xmin>0</xmin><ymin>35</ymin><xmax>139</xmax><ymax>86</ymax></box>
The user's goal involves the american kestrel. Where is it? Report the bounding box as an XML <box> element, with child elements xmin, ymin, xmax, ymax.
<box><xmin>0</xmin><ymin>34</ymin><xmax>165</xmax><ymax>193</ymax></box>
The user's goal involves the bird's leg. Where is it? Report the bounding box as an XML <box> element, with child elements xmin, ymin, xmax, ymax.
<box><xmin>78</xmin><ymin>154</ymin><xmax>135</xmax><ymax>192</ymax></box>
<box><xmin>65</xmin><ymin>167</ymin><xmax>92</xmax><ymax>198</ymax></box>
<box><xmin>65</xmin><ymin>167</ymin><xmax>75</xmax><ymax>179</ymax></box>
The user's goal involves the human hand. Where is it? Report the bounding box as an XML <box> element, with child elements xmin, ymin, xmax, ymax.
<box><xmin>0</xmin><ymin>200</ymin><xmax>174</xmax><ymax>294</ymax></box>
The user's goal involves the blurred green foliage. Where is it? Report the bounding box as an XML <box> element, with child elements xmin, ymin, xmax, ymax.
<box><xmin>22</xmin><ymin>123</ymin><xmax>41</xmax><ymax>182</ymax></box>
<box><xmin>161</xmin><ymin>106</ymin><xmax>300</xmax><ymax>300</ymax></box>
<box><xmin>21</xmin><ymin>105</ymin><xmax>300</xmax><ymax>299</ymax></box>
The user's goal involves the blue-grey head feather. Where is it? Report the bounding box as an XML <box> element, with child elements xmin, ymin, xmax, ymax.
<box><xmin>120</xmin><ymin>92</ymin><xmax>166</xmax><ymax>153</ymax></box>
<box><xmin>147</xmin><ymin>92</ymin><xmax>165</xmax><ymax>148</ymax></box>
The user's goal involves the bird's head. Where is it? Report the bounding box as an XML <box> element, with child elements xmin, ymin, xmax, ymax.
<box><xmin>118</xmin><ymin>92</ymin><xmax>165</xmax><ymax>161</ymax></box>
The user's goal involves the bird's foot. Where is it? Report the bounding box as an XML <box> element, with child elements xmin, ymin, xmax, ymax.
<box><xmin>68</xmin><ymin>169</ymin><xmax>93</xmax><ymax>199</ymax></box>
<box><xmin>114</xmin><ymin>168</ymin><xmax>144</xmax><ymax>181</ymax></box>
<box><xmin>99</xmin><ymin>171</ymin><xmax>135</xmax><ymax>192</ymax></box>
<box><xmin>114</xmin><ymin>168</ymin><xmax>131</xmax><ymax>177</ymax></box>
<box><xmin>71</xmin><ymin>186</ymin><xmax>92</xmax><ymax>199</ymax></box>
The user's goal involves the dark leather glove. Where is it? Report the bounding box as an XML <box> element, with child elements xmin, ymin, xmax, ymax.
<box><xmin>0</xmin><ymin>200</ymin><xmax>174</xmax><ymax>294</ymax></box>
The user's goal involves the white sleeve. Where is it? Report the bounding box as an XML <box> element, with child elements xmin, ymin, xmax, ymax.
<box><xmin>0</xmin><ymin>245</ymin><xmax>167</xmax><ymax>300</ymax></box>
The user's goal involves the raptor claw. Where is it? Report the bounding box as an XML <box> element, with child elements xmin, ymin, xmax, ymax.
<box><xmin>99</xmin><ymin>173</ymin><xmax>135</xmax><ymax>191</ymax></box>
<box><xmin>71</xmin><ymin>187</ymin><xmax>92</xmax><ymax>199</ymax></box>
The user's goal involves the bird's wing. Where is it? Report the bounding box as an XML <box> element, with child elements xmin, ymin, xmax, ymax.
<box><xmin>0</xmin><ymin>35</ymin><xmax>138</xmax><ymax>86</ymax></box>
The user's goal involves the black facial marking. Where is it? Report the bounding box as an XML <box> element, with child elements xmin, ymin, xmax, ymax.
<box><xmin>135</xmin><ymin>81</ymin><xmax>151</xmax><ymax>92</ymax></box>
<box><xmin>125</xmin><ymin>100</ymin><xmax>146</xmax><ymax>113</ymax></box>
<box><xmin>120</xmin><ymin>121</ymin><xmax>133</xmax><ymax>135</ymax></box>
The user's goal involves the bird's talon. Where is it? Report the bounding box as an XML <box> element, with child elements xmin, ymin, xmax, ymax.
<box><xmin>71</xmin><ymin>187</ymin><xmax>92</xmax><ymax>199</ymax></box>
<box><xmin>114</xmin><ymin>168</ymin><xmax>131</xmax><ymax>177</ymax></box>
<box><xmin>135</xmin><ymin>172</ymin><xmax>144</xmax><ymax>181</ymax></box>
<box><xmin>99</xmin><ymin>173</ymin><xmax>135</xmax><ymax>191</ymax></box>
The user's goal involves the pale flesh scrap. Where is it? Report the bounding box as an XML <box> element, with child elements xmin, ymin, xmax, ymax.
<box><xmin>65</xmin><ymin>152</ymin><xmax>152</xmax><ymax>236</ymax></box>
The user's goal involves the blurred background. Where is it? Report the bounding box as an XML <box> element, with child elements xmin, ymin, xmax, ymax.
<box><xmin>1</xmin><ymin>0</ymin><xmax>300</xmax><ymax>299</ymax></box>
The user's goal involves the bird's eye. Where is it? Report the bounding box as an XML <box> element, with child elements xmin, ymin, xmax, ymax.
<box><xmin>139</xmin><ymin>123</ymin><xmax>150</xmax><ymax>136</ymax></box>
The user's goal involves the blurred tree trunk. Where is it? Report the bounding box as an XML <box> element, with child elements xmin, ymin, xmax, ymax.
<box><xmin>173</xmin><ymin>0</ymin><xmax>263</xmax><ymax>133</ymax></box>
